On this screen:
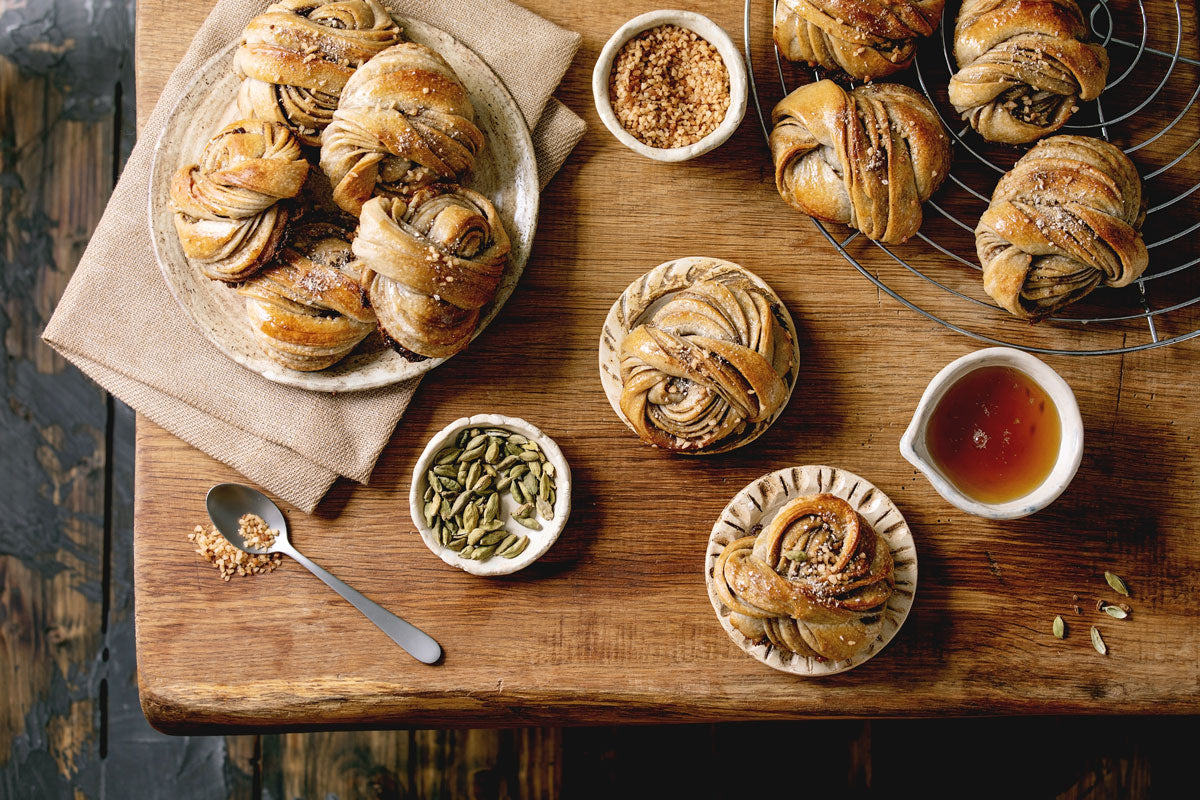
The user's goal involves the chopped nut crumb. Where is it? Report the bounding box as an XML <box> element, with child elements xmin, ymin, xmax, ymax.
<box><xmin>608</xmin><ymin>24</ymin><xmax>730</xmax><ymax>149</ymax></box>
<box><xmin>188</xmin><ymin>514</ymin><xmax>282</xmax><ymax>581</ymax></box>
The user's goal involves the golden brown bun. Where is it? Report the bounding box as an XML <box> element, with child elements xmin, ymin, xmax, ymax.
<box><xmin>619</xmin><ymin>277</ymin><xmax>790</xmax><ymax>452</ymax></box>
<box><xmin>170</xmin><ymin>119</ymin><xmax>309</xmax><ymax>282</ymax></box>
<box><xmin>773</xmin><ymin>0</ymin><xmax>945</xmax><ymax>81</ymax></box>
<box><xmin>238</xmin><ymin>214</ymin><xmax>376</xmax><ymax>371</ymax></box>
<box><xmin>235</xmin><ymin>0</ymin><xmax>402</xmax><ymax>147</ymax></box>
<box><xmin>770</xmin><ymin>80</ymin><xmax>951</xmax><ymax>244</ymax></box>
<box><xmin>976</xmin><ymin>135</ymin><xmax>1147</xmax><ymax>320</ymax></box>
<box><xmin>713</xmin><ymin>494</ymin><xmax>894</xmax><ymax>662</ymax></box>
<box><xmin>320</xmin><ymin>42</ymin><xmax>484</xmax><ymax>216</ymax></box>
<box><xmin>948</xmin><ymin>0</ymin><xmax>1108</xmax><ymax>143</ymax></box>
<box><xmin>352</xmin><ymin>186</ymin><xmax>509</xmax><ymax>359</ymax></box>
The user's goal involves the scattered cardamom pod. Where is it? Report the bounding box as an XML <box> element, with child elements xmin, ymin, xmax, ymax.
<box><xmin>1104</xmin><ymin>605</ymin><xmax>1129</xmax><ymax>620</ymax></box>
<box><xmin>1052</xmin><ymin>615</ymin><xmax>1065</xmax><ymax>639</ymax></box>
<box><xmin>783</xmin><ymin>549</ymin><xmax>808</xmax><ymax>562</ymax></box>
<box><xmin>1104</xmin><ymin>571</ymin><xmax>1130</xmax><ymax>597</ymax></box>
<box><xmin>1090</xmin><ymin>626</ymin><xmax>1107</xmax><ymax>655</ymax></box>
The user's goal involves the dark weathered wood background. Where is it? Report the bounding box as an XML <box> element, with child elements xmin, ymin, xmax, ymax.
<box><xmin>0</xmin><ymin>0</ymin><xmax>1195</xmax><ymax>796</ymax></box>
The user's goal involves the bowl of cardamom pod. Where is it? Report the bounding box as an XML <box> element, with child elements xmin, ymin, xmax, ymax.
<box><xmin>410</xmin><ymin>414</ymin><xmax>572</xmax><ymax>576</ymax></box>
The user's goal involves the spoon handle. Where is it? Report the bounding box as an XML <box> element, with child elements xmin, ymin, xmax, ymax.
<box><xmin>279</xmin><ymin>543</ymin><xmax>442</xmax><ymax>664</ymax></box>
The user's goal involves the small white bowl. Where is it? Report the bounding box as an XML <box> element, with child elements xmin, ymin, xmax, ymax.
<box><xmin>899</xmin><ymin>348</ymin><xmax>1084</xmax><ymax>520</ymax></box>
<box><xmin>592</xmin><ymin>10</ymin><xmax>748</xmax><ymax>162</ymax></box>
<box><xmin>409</xmin><ymin>414</ymin><xmax>571</xmax><ymax>576</ymax></box>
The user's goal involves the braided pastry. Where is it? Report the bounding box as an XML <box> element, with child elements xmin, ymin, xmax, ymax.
<box><xmin>237</xmin><ymin>215</ymin><xmax>375</xmax><ymax>371</ymax></box>
<box><xmin>771</xmin><ymin>80</ymin><xmax>951</xmax><ymax>244</ymax></box>
<box><xmin>949</xmin><ymin>0</ymin><xmax>1108</xmax><ymax>144</ymax></box>
<box><xmin>352</xmin><ymin>187</ymin><xmax>510</xmax><ymax>359</ymax></box>
<box><xmin>170</xmin><ymin>119</ymin><xmax>309</xmax><ymax>282</ymax></box>
<box><xmin>320</xmin><ymin>42</ymin><xmax>485</xmax><ymax>216</ymax></box>
<box><xmin>235</xmin><ymin>0</ymin><xmax>402</xmax><ymax>147</ymax></box>
<box><xmin>619</xmin><ymin>276</ymin><xmax>791</xmax><ymax>453</ymax></box>
<box><xmin>774</xmin><ymin>0</ymin><xmax>946</xmax><ymax>82</ymax></box>
<box><xmin>976</xmin><ymin>135</ymin><xmax>1147</xmax><ymax>320</ymax></box>
<box><xmin>714</xmin><ymin>494</ymin><xmax>894</xmax><ymax>662</ymax></box>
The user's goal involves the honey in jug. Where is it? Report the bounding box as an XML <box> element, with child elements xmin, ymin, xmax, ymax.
<box><xmin>925</xmin><ymin>365</ymin><xmax>1061</xmax><ymax>504</ymax></box>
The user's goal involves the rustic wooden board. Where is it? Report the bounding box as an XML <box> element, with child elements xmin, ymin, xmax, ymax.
<box><xmin>133</xmin><ymin>0</ymin><xmax>1200</xmax><ymax>732</ymax></box>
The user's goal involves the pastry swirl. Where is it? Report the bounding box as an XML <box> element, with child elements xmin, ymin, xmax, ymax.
<box><xmin>619</xmin><ymin>277</ymin><xmax>790</xmax><ymax>452</ymax></box>
<box><xmin>771</xmin><ymin>80</ymin><xmax>951</xmax><ymax>244</ymax></box>
<box><xmin>773</xmin><ymin>0</ymin><xmax>945</xmax><ymax>82</ymax></box>
<box><xmin>170</xmin><ymin>119</ymin><xmax>309</xmax><ymax>282</ymax></box>
<box><xmin>320</xmin><ymin>42</ymin><xmax>485</xmax><ymax>216</ymax></box>
<box><xmin>949</xmin><ymin>0</ymin><xmax>1108</xmax><ymax>144</ymax></box>
<box><xmin>237</xmin><ymin>214</ymin><xmax>375</xmax><ymax>371</ymax></box>
<box><xmin>235</xmin><ymin>0</ymin><xmax>402</xmax><ymax>146</ymax></box>
<box><xmin>976</xmin><ymin>135</ymin><xmax>1147</xmax><ymax>320</ymax></box>
<box><xmin>352</xmin><ymin>187</ymin><xmax>510</xmax><ymax>359</ymax></box>
<box><xmin>714</xmin><ymin>494</ymin><xmax>894</xmax><ymax>662</ymax></box>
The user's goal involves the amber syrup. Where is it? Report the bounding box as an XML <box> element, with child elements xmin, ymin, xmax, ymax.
<box><xmin>925</xmin><ymin>365</ymin><xmax>1061</xmax><ymax>504</ymax></box>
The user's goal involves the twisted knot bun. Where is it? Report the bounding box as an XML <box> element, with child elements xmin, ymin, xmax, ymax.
<box><xmin>238</xmin><ymin>215</ymin><xmax>376</xmax><ymax>371</ymax></box>
<box><xmin>976</xmin><ymin>135</ymin><xmax>1147</xmax><ymax>319</ymax></box>
<box><xmin>320</xmin><ymin>42</ymin><xmax>485</xmax><ymax>216</ymax></box>
<box><xmin>170</xmin><ymin>119</ymin><xmax>309</xmax><ymax>281</ymax></box>
<box><xmin>236</xmin><ymin>0</ymin><xmax>402</xmax><ymax>146</ymax></box>
<box><xmin>949</xmin><ymin>0</ymin><xmax>1108</xmax><ymax>143</ymax></box>
<box><xmin>771</xmin><ymin>80</ymin><xmax>951</xmax><ymax>244</ymax></box>
<box><xmin>352</xmin><ymin>187</ymin><xmax>510</xmax><ymax>359</ymax></box>
<box><xmin>619</xmin><ymin>277</ymin><xmax>791</xmax><ymax>453</ymax></box>
<box><xmin>774</xmin><ymin>0</ymin><xmax>945</xmax><ymax>81</ymax></box>
<box><xmin>714</xmin><ymin>494</ymin><xmax>895</xmax><ymax>662</ymax></box>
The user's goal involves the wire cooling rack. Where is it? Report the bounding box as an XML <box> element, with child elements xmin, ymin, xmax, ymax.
<box><xmin>744</xmin><ymin>0</ymin><xmax>1200</xmax><ymax>355</ymax></box>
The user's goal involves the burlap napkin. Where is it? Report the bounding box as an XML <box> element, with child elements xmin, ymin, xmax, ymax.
<box><xmin>42</xmin><ymin>0</ymin><xmax>584</xmax><ymax>513</ymax></box>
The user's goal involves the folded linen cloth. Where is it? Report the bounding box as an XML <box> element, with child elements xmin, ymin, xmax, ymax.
<box><xmin>42</xmin><ymin>0</ymin><xmax>584</xmax><ymax>512</ymax></box>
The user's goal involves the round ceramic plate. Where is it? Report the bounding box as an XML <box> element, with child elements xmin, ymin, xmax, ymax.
<box><xmin>705</xmin><ymin>465</ymin><xmax>918</xmax><ymax>676</ymax></box>
<box><xmin>148</xmin><ymin>16</ymin><xmax>539</xmax><ymax>392</ymax></box>
<box><xmin>598</xmin><ymin>256</ymin><xmax>801</xmax><ymax>454</ymax></box>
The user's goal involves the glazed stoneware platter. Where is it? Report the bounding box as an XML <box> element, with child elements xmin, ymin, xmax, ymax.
<box><xmin>148</xmin><ymin>15</ymin><xmax>539</xmax><ymax>392</ymax></box>
<box><xmin>705</xmin><ymin>465</ymin><xmax>918</xmax><ymax>676</ymax></box>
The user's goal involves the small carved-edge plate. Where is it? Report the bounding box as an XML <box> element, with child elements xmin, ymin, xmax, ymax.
<box><xmin>148</xmin><ymin>15</ymin><xmax>539</xmax><ymax>392</ymax></box>
<box><xmin>705</xmin><ymin>465</ymin><xmax>918</xmax><ymax>676</ymax></box>
<box><xmin>598</xmin><ymin>256</ymin><xmax>801</xmax><ymax>454</ymax></box>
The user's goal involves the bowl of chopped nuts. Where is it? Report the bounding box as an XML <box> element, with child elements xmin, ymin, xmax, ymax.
<box><xmin>593</xmin><ymin>10</ymin><xmax>748</xmax><ymax>162</ymax></box>
<box><xmin>410</xmin><ymin>414</ymin><xmax>572</xmax><ymax>576</ymax></box>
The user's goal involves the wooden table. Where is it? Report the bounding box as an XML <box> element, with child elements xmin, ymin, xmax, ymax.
<box><xmin>134</xmin><ymin>0</ymin><xmax>1200</xmax><ymax>733</ymax></box>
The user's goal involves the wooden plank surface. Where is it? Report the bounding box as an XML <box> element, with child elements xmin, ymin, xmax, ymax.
<box><xmin>132</xmin><ymin>0</ymin><xmax>1200</xmax><ymax>732</ymax></box>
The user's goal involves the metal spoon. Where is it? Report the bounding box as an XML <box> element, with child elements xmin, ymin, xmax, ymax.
<box><xmin>205</xmin><ymin>483</ymin><xmax>442</xmax><ymax>665</ymax></box>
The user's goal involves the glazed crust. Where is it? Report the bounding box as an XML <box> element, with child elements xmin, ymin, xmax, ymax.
<box><xmin>976</xmin><ymin>135</ymin><xmax>1147</xmax><ymax>319</ymax></box>
<box><xmin>714</xmin><ymin>494</ymin><xmax>895</xmax><ymax>662</ymax></box>
<box><xmin>235</xmin><ymin>0</ymin><xmax>402</xmax><ymax>146</ymax></box>
<box><xmin>320</xmin><ymin>42</ymin><xmax>485</xmax><ymax>216</ymax></box>
<box><xmin>618</xmin><ymin>277</ymin><xmax>791</xmax><ymax>453</ymax></box>
<box><xmin>948</xmin><ymin>0</ymin><xmax>1108</xmax><ymax>143</ymax></box>
<box><xmin>352</xmin><ymin>187</ymin><xmax>510</xmax><ymax>359</ymax></box>
<box><xmin>773</xmin><ymin>0</ymin><xmax>945</xmax><ymax>81</ymax></box>
<box><xmin>770</xmin><ymin>80</ymin><xmax>951</xmax><ymax>244</ymax></box>
<box><xmin>170</xmin><ymin>119</ymin><xmax>309</xmax><ymax>282</ymax></box>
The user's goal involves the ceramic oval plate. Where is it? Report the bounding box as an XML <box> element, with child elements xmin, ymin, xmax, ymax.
<box><xmin>705</xmin><ymin>465</ymin><xmax>918</xmax><ymax>676</ymax></box>
<box><xmin>148</xmin><ymin>15</ymin><xmax>538</xmax><ymax>392</ymax></box>
<box><xmin>598</xmin><ymin>256</ymin><xmax>801</xmax><ymax>454</ymax></box>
